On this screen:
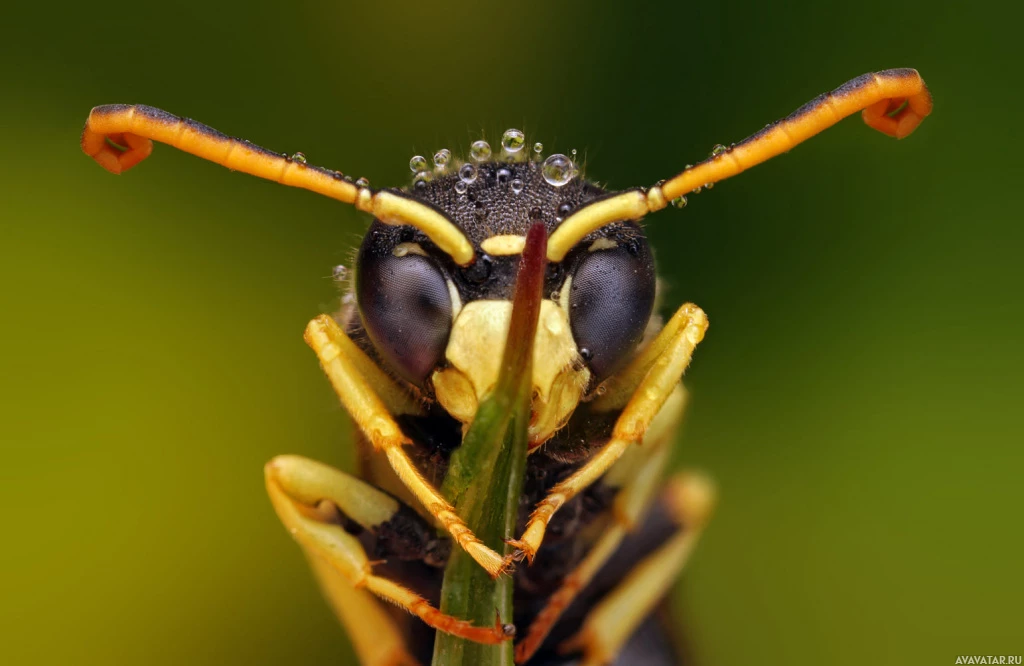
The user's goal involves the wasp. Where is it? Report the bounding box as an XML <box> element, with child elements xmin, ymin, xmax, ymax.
<box><xmin>80</xmin><ymin>68</ymin><xmax>931</xmax><ymax>665</ymax></box>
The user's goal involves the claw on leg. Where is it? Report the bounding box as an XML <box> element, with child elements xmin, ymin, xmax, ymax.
<box><xmin>514</xmin><ymin>387</ymin><xmax>685</xmax><ymax>664</ymax></box>
<box><xmin>303</xmin><ymin>314</ymin><xmax>507</xmax><ymax>578</ymax></box>
<box><xmin>265</xmin><ymin>455</ymin><xmax>511</xmax><ymax>645</ymax></box>
<box><xmin>511</xmin><ymin>304</ymin><xmax>708</xmax><ymax>562</ymax></box>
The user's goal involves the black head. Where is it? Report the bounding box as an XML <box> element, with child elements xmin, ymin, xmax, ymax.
<box><xmin>354</xmin><ymin>149</ymin><xmax>656</xmax><ymax>440</ymax></box>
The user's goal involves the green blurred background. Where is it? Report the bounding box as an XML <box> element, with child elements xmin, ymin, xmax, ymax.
<box><xmin>2</xmin><ymin>1</ymin><xmax>1021</xmax><ymax>664</ymax></box>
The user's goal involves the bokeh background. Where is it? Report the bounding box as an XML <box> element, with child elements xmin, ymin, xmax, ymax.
<box><xmin>3</xmin><ymin>1</ymin><xmax>1021</xmax><ymax>664</ymax></box>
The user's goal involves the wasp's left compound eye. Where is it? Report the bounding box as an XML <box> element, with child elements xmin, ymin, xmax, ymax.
<box><xmin>568</xmin><ymin>237</ymin><xmax>656</xmax><ymax>381</ymax></box>
<box><xmin>356</xmin><ymin>248</ymin><xmax>453</xmax><ymax>385</ymax></box>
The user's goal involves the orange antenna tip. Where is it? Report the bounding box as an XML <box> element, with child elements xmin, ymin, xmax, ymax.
<box><xmin>658</xmin><ymin>68</ymin><xmax>932</xmax><ymax>201</ymax></box>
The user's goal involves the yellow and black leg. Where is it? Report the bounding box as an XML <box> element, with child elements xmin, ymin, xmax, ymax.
<box><xmin>509</xmin><ymin>303</ymin><xmax>709</xmax><ymax>562</ymax></box>
<box><xmin>514</xmin><ymin>384</ymin><xmax>688</xmax><ymax>663</ymax></box>
<box><xmin>266</xmin><ymin>454</ymin><xmax>510</xmax><ymax>656</ymax></box>
<box><xmin>303</xmin><ymin>314</ymin><xmax>508</xmax><ymax>577</ymax></box>
<box><xmin>557</xmin><ymin>472</ymin><xmax>716</xmax><ymax>666</ymax></box>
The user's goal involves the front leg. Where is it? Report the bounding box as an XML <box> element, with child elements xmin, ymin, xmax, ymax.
<box><xmin>509</xmin><ymin>303</ymin><xmax>708</xmax><ymax>562</ymax></box>
<box><xmin>304</xmin><ymin>314</ymin><xmax>508</xmax><ymax>577</ymax></box>
<box><xmin>265</xmin><ymin>455</ymin><xmax>511</xmax><ymax>648</ymax></box>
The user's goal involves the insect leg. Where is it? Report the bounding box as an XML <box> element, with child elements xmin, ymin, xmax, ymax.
<box><xmin>509</xmin><ymin>303</ymin><xmax>708</xmax><ymax>562</ymax></box>
<box><xmin>304</xmin><ymin>314</ymin><xmax>508</xmax><ymax>578</ymax></box>
<box><xmin>558</xmin><ymin>472</ymin><xmax>717</xmax><ymax>666</ymax></box>
<box><xmin>514</xmin><ymin>386</ymin><xmax>687</xmax><ymax>663</ymax></box>
<box><xmin>265</xmin><ymin>455</ymin><xmax>510</xmax><ymax>647</ymax></box>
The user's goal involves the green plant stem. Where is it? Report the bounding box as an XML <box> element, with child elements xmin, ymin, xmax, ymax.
<box><xmin>431</xmin><ymin>222</ymin><xmax>546</xmax><ymax>666</ymax></box>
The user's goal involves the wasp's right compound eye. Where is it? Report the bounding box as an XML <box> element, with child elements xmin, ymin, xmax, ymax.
<box><xmin>356</xmin><ymin>246</ymin><xmax>453</xmax><ymax>385</ymax></box>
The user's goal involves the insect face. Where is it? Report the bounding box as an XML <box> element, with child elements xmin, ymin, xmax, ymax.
<box><xmin>354</xmin><ymin>158</ymin><xmax>658</xmax><ymax>445</ymax></box>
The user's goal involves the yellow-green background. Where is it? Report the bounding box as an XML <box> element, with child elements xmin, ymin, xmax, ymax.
<box><xmin>2</xmin><ymin>1</ymin><xmax>1021</xmax><ymax>664</ymax></box>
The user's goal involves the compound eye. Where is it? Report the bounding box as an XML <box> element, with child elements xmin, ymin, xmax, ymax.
<box><xmin>568</xmin><ymin>240</ymin><xmax>656</xmax><ymax>381</ymax></box>
<box><xmin>357</xmin><ymin>249</ymin><xmax>453</xmax><ymax>385</ymax></box>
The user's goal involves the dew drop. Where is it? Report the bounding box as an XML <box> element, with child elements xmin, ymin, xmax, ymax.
<box><xmin>413</xmin><ymin>170</ymin><xmax>433</xmax><ymax>189</ymax></box>
<box><xmin>433</xmin><ymin>148</ymin><xmax>451</xmax><ymax>170</ymax></box>
<box><xmin>454</xmin><ymin>180</ymin><xmax>468</xmax><ymax>194</ymax></box>
<box><xmin>570</xmin><ymin>148</ymin><xmax>577</xmax><ymax>159</ymax></box>
<box><xmin>671</xmin><ymin>195</ymin><xmax>688</xmax><ymax>209</ymax></box>
<box><xmin>459</xmin><ymin>163</ymin><xmax>478</xmax><ymax>183</ymax></box>
<box><xmin>710</xmin><ymin>144</ymin><xmax>728</xmax><ymax>157</ymax></box>
<box><xmin>333</xmin><ymin>265</ymin><xmax>348</xmax><ymax>280</ymax></box>
<box><xmin>291</xmin><ymin>152</ymin><xmax>307</xmax><ymax>164</ymax></box>
<box><xmin>542</xmin><ymin>154</ymin><xmax>576</xmax><ymax>187</ymax></box>
<box><xmin>705</xmin><ymin>182</ymin><xmax>714</xmax><ymax>190</ymax></box>
<box><xmin>511</xmin><ymin>178</ymin><xmax>524</xmax><ymax>194</ymax></box>
<box><xmin>497</xmin><ymin>167</ymin><xmax>511</xmax><ymax>184</ymax></box>
<box><xmin>691</xmin><ymin>185</ymin><xmax>702</xmax><ymax>194</ymax></box>
<box><xmin>470</xmin><ymin>140</ymin><xmax>492</xmax><ymax>162</ymax></box>
<box><xmin>501</xmin><ymin>128</ymin><xmax>526</xmax><ymax>153</ymax></box>
<box><xmin>355</xmin><ymin>177</ymin><xmax>369</xmax><ymax>187</ymax></box>
<box><xmin>557</xmin><ymin>202</ymin><xmax>573</xmax><ymax>217</ymax></box>
<box><xmin>409</xmin><ymin>155</ymin><xmax>428</xmax><ymax>173</ymax></box>
<box><xmin>533</xmin><ymin>142</ymin><xmax>544</xmax><ymax>156</ymax></box>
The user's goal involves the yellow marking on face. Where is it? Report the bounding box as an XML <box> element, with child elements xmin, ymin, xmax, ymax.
<box><xmin>558</xmin><ymin>274</ymin><xmax>573</xmax><ymax>314</ymax></box>
<box><xmin>392</xmin><ymin>242</ymin><xmax>427</xmax><ymax>257</ymax></box>
<box><xmin>446</xmin><ymin>279</ymin><xmax>463</xmax><ymax>322</ymax></box>
<box><xmin>480</xmin><ymin>234</ymin><xmax>527</xmax><ymax>256</ymax></box>
<box><xmin>588</xmin><ymin>238</ymin><xmax>618</xmax><ymax>252</ymax></box>
<box><xmin>431</xmin><ymin>299</ymin><xmax>590</xmax><ymax>446</ymax></box>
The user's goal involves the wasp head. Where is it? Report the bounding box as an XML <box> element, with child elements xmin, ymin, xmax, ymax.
<box><xmin>354</xmin><ymin>147</ymin><xmax>656</xmax><ymax>448</ymax></box>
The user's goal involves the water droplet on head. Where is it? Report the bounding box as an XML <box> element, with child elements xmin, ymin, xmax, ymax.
<box><xmin>470</xmin><ymin>140</ymin><xmax>492</xmax><ymax>162</ymax></box>
<box><xmin>333</xmin><ymin>265</ymin><xmax>348</xmax><ymax>280</ymax></box>
<box><xmin>570</xmin><ymin>148</ymin><xmax>577</xmax><ymax>159</ymax></box>
<box><xmin>542</xmin><ymin>154</ymin><xmax>576</xmax><ymax>187</ymax></box>
<box><xmin>409</xmin><ymin>155</ymin><xmax>427</xmax><ymax>173</ymax></box>
<box><xmin>533</xmin><ymin>142</ymin><xmax>544</xmax><ymax>155</ymax></box>
<box><xmin>413</xmin><ymin>170</ymin><xmax>433</xmax><ymax>190</ymax></box>
<box><xmin>510</xmin><ymin>178</ymin><xmax>524</xmax><ymax>194</ymax></box>
<box><xmin>671</xmin><ymin>195</ymin><xmax>688</xmax><ymax>209</ymax></box>
<box><xmin>557</xmin><ymin>202</ymin><xmax>573</xmax><ymax>217</ymax></box>
<box><xmin>496</xmin><ymin>167</ymin><xmax>511</xmax><ymax>184</ymax></box>
<box><xmin>501</xmin><ymin>128</ymin><xmax>526</xmax><ymax>153</ymax></box>
<box><xmin>459</xmin><ymin>163</ymin><xmax>478</xmax><ymax>183</ymax></box>
<box><xmin>355</xmin><ymin>177</ymin><xmax>369</xmax><ymax>187</ymax></box>
<box><xmin>710</xmin><ymin>144</ymin><xmax>728</xmax><ymax>157</ymax></box>
<box><xmin>579</xmin><ymin>347</ymin><xmax>593</xmax><ymax>361</ymax></box>
<box><xmin>454</xmin><ymin>180</ymin><xmax>468</xmax><ymax>194</ymax></box>
<box><xmin>291</xmin><ymin>152</ymin><xmax>307</xmax><ymax>164</ymax></box>
<box><xmin>433</xmin><ymin>148</ymin><xmax>451</xmax><ymax>170</ymax></box>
